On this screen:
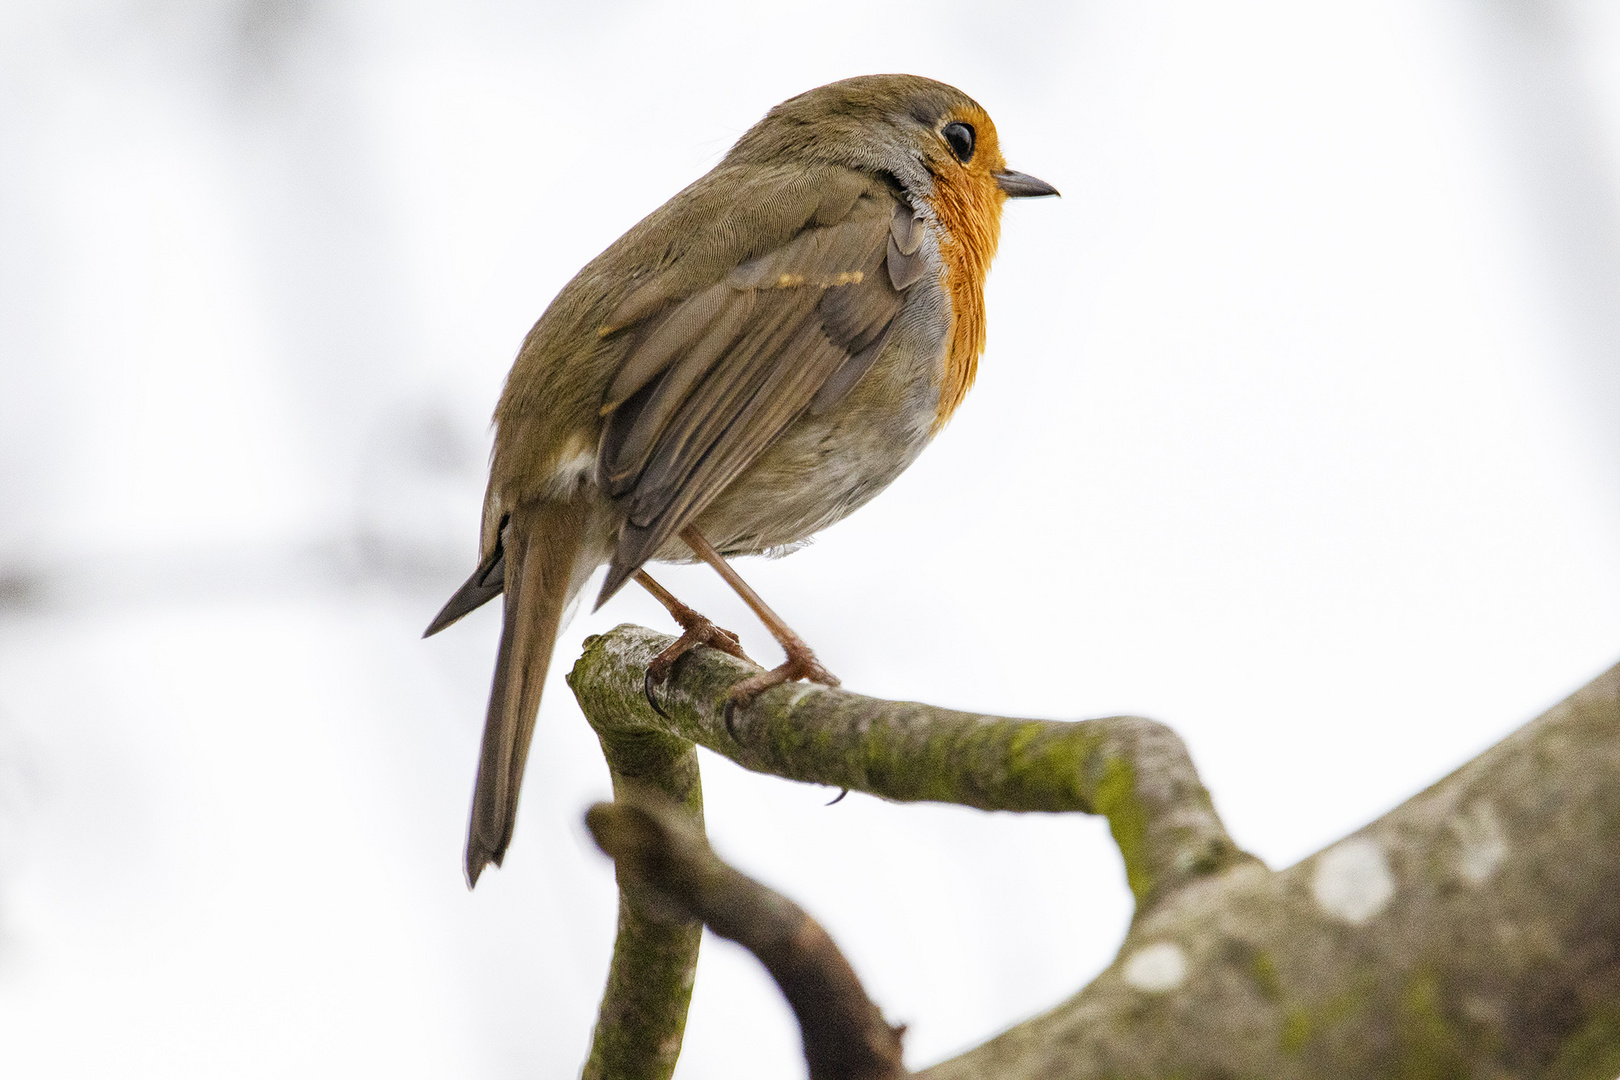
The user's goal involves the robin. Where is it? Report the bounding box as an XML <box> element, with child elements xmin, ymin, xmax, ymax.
<box><xmin>425</xmin><ymin>74</ymin><xmax>1058</xmax><ymax>886</ymax></box>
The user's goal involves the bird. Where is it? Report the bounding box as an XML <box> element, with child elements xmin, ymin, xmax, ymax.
<box><xmin>424</xmin><ymin>74</ymin><xmax>1058</xmax><ymax>887</ymax></box>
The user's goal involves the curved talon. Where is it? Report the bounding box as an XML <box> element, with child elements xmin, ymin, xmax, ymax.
<box><xmin>644</xmin><ymin>668</ymin><xmax>671</xmax><ymax>720</ymax></box>
<box><xmin>640</xmin><ymin>604</ymin><xmax>753</xmax><ymax>725</ymax></box>
<box><xmin>827</xmin><ymin>788</ymin><xmax>849</xmax><ymax>805</ymax></box>
<box><xmin>724</xmin><ymin>699</ymin><xmax>741</xmax><ymax>742</ymax></box>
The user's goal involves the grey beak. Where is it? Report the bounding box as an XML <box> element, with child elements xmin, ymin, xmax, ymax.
<box><xmin>994</xmin><ymin>170</ymin><xmax>1060</xmax><ymax>198</ymax></box>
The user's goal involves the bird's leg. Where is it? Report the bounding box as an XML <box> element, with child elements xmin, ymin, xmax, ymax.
<box><xmin>677</xmin><ymin>525</ymin><xmax>840</xmax><ymax>709</ymax></box>
<box><xmin>635</xmin><ymin>569</ymin><xmax>753</xmax><ymax>699</ymax></box>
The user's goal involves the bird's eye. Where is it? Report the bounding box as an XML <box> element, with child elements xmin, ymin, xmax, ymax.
<box><xmin>942</xmin><ymin>121</ymin><xmax>975</xmax><ymax>164</ymax></box>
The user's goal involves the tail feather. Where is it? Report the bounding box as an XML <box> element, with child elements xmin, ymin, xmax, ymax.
<box><xmin>423</xmin><ymin>535</ymin><xmax>506</xmax><ymax>637</ymax></box>
<box><xmin>465</xmin><ymin>499</ymin><xmax>587</xmax><ymax>887</ymax></box>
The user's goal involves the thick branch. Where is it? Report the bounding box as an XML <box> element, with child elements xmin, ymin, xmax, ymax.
<box><xmin>581</xmin><ymin>728</ymin><xmax>704</xmax><ymax>1080</ymax></box>
<box><xmin>587</xmin><ymin>798</ymin><xmax>907</xmax><ymax>1080</ymax></box>
<box><xmin>919</xmin><ymin>658</ymin><xmax>1620</xmax><ymax>1080</ymax></box>
<box><xmin>567</xmin><ymin>624</ymin><xmax>1256</xmax><ymax>908</ymax></box>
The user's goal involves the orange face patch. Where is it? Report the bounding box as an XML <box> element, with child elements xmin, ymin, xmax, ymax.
<box><xmin>923</xmin><ymin>104</ymin><xmax>1008</xmax><ymax>431</ymax></box>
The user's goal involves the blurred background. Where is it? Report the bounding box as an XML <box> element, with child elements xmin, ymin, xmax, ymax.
<box><xmin>1</xmin><ymin>0</ymin><xmax>1618</xmax><ymax>1075</ymax></box>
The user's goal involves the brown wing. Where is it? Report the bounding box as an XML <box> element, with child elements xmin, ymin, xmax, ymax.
<box><xmin>593</xmin><ymin>186</ymin><xmax>927</xmax><ymax>605</ymax></box>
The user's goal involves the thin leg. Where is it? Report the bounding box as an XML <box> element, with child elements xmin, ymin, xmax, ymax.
<box><xmin>635</xmin><ymin>570</ymin><xmax>754</xmax><ymax>715</ymax></box>
<box><xmin>678</xmin><ymin>525</ymin><xmax>840</xmax><ymax>707</ymax></box>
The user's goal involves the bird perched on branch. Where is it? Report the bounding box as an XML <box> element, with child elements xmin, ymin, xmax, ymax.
<box><xmin>425</xmin><ymin>74</ymin><xmax>1058</xmax><ymax>886</ymax></box>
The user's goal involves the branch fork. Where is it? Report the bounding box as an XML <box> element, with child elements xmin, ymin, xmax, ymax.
<box><xmin>569</xmin><ymin>626</ymin><xmax>1620</xmax><ymax>1079</ymax></box>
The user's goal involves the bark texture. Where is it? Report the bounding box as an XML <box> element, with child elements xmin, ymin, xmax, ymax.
<box><xmin>570</xmin><ymin>624</ymin><xmax>1256</xmax><ymax>909</ymax></box>
<box><xmin>587</xmin><ymin>798</ymin><xmax>907</xmax><ymax>1080</ymax></box>
<box><xmin>581</xmin><ymin>727</ymin><xmax>704</xmax><ymax>1080</ymax></box>
<box><xmin>568</xmin><ymin>626</ymin><xmax>1620</xmax><ymax>1079</ymax></box>
<box><xmin>925</xmin><ymin>655</ymin><xmax>1620</xmax><ymax>1080</ymax></box>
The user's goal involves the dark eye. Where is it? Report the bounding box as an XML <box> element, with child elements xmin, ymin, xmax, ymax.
<box><xmin>942</xmin><ymin>121</ymin><xmax>975</xmax><ymax>164</ymax></box>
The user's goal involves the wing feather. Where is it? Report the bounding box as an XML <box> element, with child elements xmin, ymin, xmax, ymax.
<box><xmin>602</xmin><ymin>282</ymin><xmax>728</xmax><ymax>411</ymax></box>
<box><xmin>594</xmin><ymin>178</ymin><xmax>923</xmax><ymax>604</ymax></box>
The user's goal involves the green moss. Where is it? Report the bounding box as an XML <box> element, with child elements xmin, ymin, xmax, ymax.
<box><xmin>1007</xmin><ymin>721</ymin><xmax>1042</xmax><ymax>757</ymax></box>
<box><xmin>1267</xmin><ymin>972</ymin><xmax>1379</xmax><ymax>1061</ymax></box>
<box><xmin>583</xmin><ymin>722</ymin><xmax>706</xmax><ymax>1080</ymax></box>
<box><xmin>1005</xmin><ymin>723</ymin><xmax>1096</xmax><ymax>806</ymax></box>
<box><xmin>582</xmin><ymin>909</ymin><xmax>702</xmax><ymax>1080</ymax></box>
<box><xmin>1279</xmin><ymin>1008</ymin><xmax>1311</xmax><ymax>1055</ymax></box>
<box><xmin>1246</xmin><ymin>949</ymin><xmax>1282</xmax><ymax>1001</ymax></box>
<box><xmin>1094</xmin><ymin>755</ymin><xmax>1151</xmax><ymax>903</ymax></box>
<box><xmin>1320</xmin><ymin>977</ymin><xmax>1369</xmax><ymax>1028</ymax></box>
<box><xmin>1543</xmin><ymin>1002</ymin><xmax>1620</xmax><ymax>1080</ymax></box>
<box><xmin>857</xmin><ymin>717</ymin><xmax>960</xmax><ymax>803</ymax></box>
<box><xmin>1393</xmin><ymin>970</ymin><xmax>1471</xmax><ymax>1080</ymax></box>
<box><xmin>1224</xmin><ymin>944</ymin><xmax>1306</xmax><ymax>1056</ymax></box>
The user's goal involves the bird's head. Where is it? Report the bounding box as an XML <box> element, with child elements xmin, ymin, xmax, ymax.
<box><xmin>723</xmin><ymin>73</ymin><xmax>1058</xmax><ymax>208</ymax></box>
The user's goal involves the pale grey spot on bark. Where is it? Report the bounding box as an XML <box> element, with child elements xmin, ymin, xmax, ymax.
<box><xmin>1312</xmin><ymin>836</ymin><xmax>1395</xmax><ymax>925</ymax></box>
<box><xmin>1122</xmin><ymin>942</ymin><xmax>1187</xmax><ymax>993</ymax></box>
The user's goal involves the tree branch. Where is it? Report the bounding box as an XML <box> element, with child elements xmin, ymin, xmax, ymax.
<box><xmin>919</xmin><ymin>657</ymin><xmax>1620</xmax><ymax>1080</ymax></box>
<box><xmin>580</xmin><ymin>727</ymin><xmax>704</xmax><ymax>1080</ymax></box>
<box><xmin>569</xmin><ymin>627</ymin><xmax>1620</xmax><ymax>1078</ymax></box>
<box><xmin>567</xmin><ymin>624</ymin><xmax>1256</xmax><ymax>909</ymax></box>
<box><xmin>587</xmin><ymin>797</ymin><xmax>908</xmax><ymax>1080</ymax></box>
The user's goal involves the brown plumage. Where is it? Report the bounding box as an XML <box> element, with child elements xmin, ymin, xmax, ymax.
<box><xmin>424</xmin><ymin>74</ymin><xmax>1057</xmax><ymax>886</ymax></box>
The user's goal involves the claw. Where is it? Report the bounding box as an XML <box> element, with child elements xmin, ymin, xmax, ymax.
<box><xmin>640</xmin><ymin>605</ymin><xmax>756</xmax><ymax>722</ymax></box>
<box><xmin>827</xmin><ymin>788</ymin><xmax>849</xmax><ymax>805</ymax></box>
<box><xmin>644</xmin><ymin>668</ymin><xmax>671</xmax><ymax>720</ymax></box>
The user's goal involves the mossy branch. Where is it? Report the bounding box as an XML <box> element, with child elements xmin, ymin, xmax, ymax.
<box><xmin>567</xmin><ymin>624</ymin><xmax>1257</xmax><ymax>910</ymax></box>
<box><xmin>569</xmin><ymin>628</ymin><xmax>1620</xmax><ymax>1078</ymax></box>
<box><xmin>920</xmin><ymin>656</ymin><xmax>1620</xmax><ymax>1079</ymax></box>
<box><xmin>580</xmin><ymin>727</ymin><xmax>704</xmax><ymax>1080</ymax></box>
<box><xmin>587</xmin><ymin>797</ymin><xmax>908</xmax><ymax>1080</ymax></box>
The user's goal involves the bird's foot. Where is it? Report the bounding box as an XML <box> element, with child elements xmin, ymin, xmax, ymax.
<box><xmin>643</xmin><ymin>604</ymin><xmax>754</xmax><ymax>718</ymax></box>
<box><xmin>725</xmin><ymin>642</ymin><xmax>839</xmax><ymax>717</ymax></box>
<box><xmin>647</xmin><ymin>615</ymin><xmax>751</xmax><ymax>681</ymax></box>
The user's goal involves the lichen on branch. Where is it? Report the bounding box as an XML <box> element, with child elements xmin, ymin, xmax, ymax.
<box><xmin>567</xmin><ymin>624</ymin><xmax>1256</xmax><ymax>908</ymax></box>
<box><xmin>569</xmin><ymin>628</ymin><xmax>1620</xmax><ymax>1079</ymax></box>
<box><xmin>587</xmin><ymin>797</ymin><xmax>908</xmax><ymax>1080</ymax></box>
<box><xmin>581</xmin><ymin>728</ymin><xmax>704</xmax><ymax>1080</ymax></box>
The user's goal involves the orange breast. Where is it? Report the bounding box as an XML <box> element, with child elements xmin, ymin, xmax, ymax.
<box><xmin>926</xmin><ymin>172</ymin><xmax>1005</xmax><ymax>431</ymax></box>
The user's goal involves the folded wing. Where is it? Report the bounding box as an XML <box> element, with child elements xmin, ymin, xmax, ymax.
<box><xmin>594</xmin><ymin>177</ymin><xmax>928</xmax><ymax>605</ymax></box>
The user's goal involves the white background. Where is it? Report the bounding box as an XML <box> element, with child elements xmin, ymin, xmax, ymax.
<box><xmin>1</xmin><ymin>1</ymin><xmax>1618</xmax><ymax>1076</ymax></box>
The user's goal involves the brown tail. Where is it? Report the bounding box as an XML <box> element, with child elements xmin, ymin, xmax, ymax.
<box><xmin>465</xmin><ymin>499</ymin><xmax>587</xmax><ymax>887</ymax></box>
